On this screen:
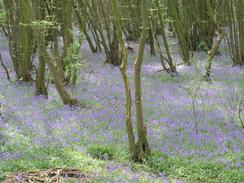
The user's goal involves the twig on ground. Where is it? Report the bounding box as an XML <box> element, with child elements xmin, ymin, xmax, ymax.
<box><xmin>155</xmin><ymin>62</ymin><xmax>185</xmax><ymax>75</ymax></box>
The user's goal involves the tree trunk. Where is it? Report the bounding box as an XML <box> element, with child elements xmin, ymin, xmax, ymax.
<box><xmin>133</xmin><ymin>0</ymin><xmax>151</xmax><ymax>162</ymax></box>
<box><xmin>34</xmin><ymin>27</ymin><xmax>80</xmax><ymax>107</ymax></box>
<box><xmin>168</xmin><ymin>0</ymin><xmax>190</xmax><ymax>65</ymax></box>
<box><xmin>112</xmin><ymin>0</ymin><xmax>136</xmax><ymax>154</ymax></box>
<box><xmin>19</xmin><ymin>0</ymin><xmax>33</xmax><ymax>82</ymax></box>
<box><xmin>3</xmin><ymin>0</ymin><xmax>21</xmax><ymax>79</ymax></box>
<box><xmin>204</xmin><ymin>31</ymin><xmax>225</xmax><ymax>82</ymax></box>
<box><xmin>32</xmin><ymin>0</ymin><xmax>48</xmax><ymax>96</ymax></box>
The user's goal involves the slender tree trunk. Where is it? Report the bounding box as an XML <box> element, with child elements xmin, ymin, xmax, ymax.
<box><xmin>237</xmin><ymin>0</ymin><xmax>244</xmax><ymax>64</ymax></box>
<box><xmin>168</xmin><ymin>0</ymin><xmax>190</xmax><ymax>65</ymax></box>
<box><xmin>156</xmin><ymin>0</ymin><xmax>175</xmax><ymax>72</ymax></box>
<box><xmin>112</xmin><ymin>0</ymin><xmax>136</xmax><ymax>154</ymax></box>
<box><xmin>133</xmin><ymin>0</ymin><xmax>151</xmax><ymax>162</ymax></box>
<box><xmin>32</xmin><ymin>0</ymin><xmax>48</xmax><ymax>96</ymax></box>
<box><xmin>74</xmin><ymin>6</ymin><xmax>97</xmax><ymax>53</ymax></box>
<box><xmin>204</xmin><ymin>31</ymin><xmax>225</xmax><ymax>82</ymax></box>
<box><xmin>35</xmin><ymin>55</ymin><xmax>47</xmax><ymax>96</ymax></box>
<box><xmin>3</xmin><ymin>0</ymin><xmax>20</xmax><ymax>79</ymax></box>
<box><xmin>34</xmin><ymin>27</ymin><xmax>80</xmax><ymax>107</ymax></box>
<box><xmin>204</xmin><ymin>0</ymin><xmax>226</xmax><ymax>82</ymax></box>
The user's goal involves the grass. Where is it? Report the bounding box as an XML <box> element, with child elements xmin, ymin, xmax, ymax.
<box><xmin>147</xmin><ymin>151</ymin><xmax>244</xmax><ymax>183</ymax></box>
<box><xmin>0</xmin><ymin>145</ymin><xmax>106</xmax><ymax>181</ymax></box>
<box><xmin>87</xmin><ymin>144</ymin><xmax>117</xmax><ymax>160</ymax></box>
<box><xmin>1</xmin><ymin>142</ymin><xmax>243</xmax><ymax>182</ymax></box>
<box><xmin>0</xmin><ymin>43</ymin><xmax>243</xmax><ymax>182</ymax></box>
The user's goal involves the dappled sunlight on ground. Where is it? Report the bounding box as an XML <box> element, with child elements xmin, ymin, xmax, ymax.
<box><xmin>0</xmin><ymin>35</ymin><xmax>243</xmax><ymax>182</ymax></box>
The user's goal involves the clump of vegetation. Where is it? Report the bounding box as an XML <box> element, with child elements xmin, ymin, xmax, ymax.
<box><xmin>87</xmin><ymin>144</ymin><xmax>116</xmax><ymax>160</ymax></box>
<box><xmin>0</xmin><ymin>0</ymin><xmax>243</xmax><ymax>182</ymax></box>
<box><xmin>147</xmin><ymin>151</ymin><xmax>244</xmax><ymax>183</ymax></box>
<box><xmin>198</xmin><ymin>41</ymin><xmax>209</xmax><ymax>52</ymax></box>
<box><xmin>64</xmin><ymin>41</ymin><xmax>85</xmax><ymax>85</ymax></box>
<box><xmin>0</xmin><ymin>0</ymin><xmax>6</xmax><ymax>26</ymax></box>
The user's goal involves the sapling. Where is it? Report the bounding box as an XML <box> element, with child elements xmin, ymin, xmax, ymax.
<box><xmin>0</xmin><ymin>95</ymin><xmax>4</xmax><ymax>122</ymax></box>
<box><xmin>0</xmin><ymin>100</ymin><xmax>6</xmax><ymax>147</ymax></box>
<box><xmin>181</xmin><ymin>58</ymin><xmax>204</xmax><ymax>134</ymax></box>
<box><xmin>0</xmin><ymin>103</ymin><xmax>3</xmax><ymax>122</ymax></box>
<box><xmin>223</xmin><ymin>85</ymin><xmax>244</xmax><ymax>128</ymax></box>
<box><xmin>182</xmin><ymin>84</ymin><xmax>201</xmax><ymax>134</ymax></box>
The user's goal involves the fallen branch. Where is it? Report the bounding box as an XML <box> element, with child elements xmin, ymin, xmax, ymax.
<box><xmin>155</xmin><ymin>62</ymin><xmax>185</xmax><ymax>75</ymax></box>
<box><xmin>3</xmin><ymin>168</ymin><xmax>92</xmax><ymax>183</ymax></box>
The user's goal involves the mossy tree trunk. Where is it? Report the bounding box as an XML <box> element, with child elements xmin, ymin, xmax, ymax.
<box><xmin>112</xmin><ymin>0</ymin><xmax>136</xmax><ymax>154</ymax></box>
<box><xmin>204</xmin><ymin>0</ymin><xmax>226</xmax><ymax>82</ymax></box>
<box><xmin>3</xmin><ymin>0</ymin><xmax>21</xmax><ymax>79</ymax></box>
<box><xmin>168</xmin><ymin>0</ymin><xmax>190</xmax><ymax>65</ymax></box>
<box><xmin>236</xmin><ymin>0</ymin><xmax>244</xmax><ymax>65</ymax></box>
<box><xmin>155</xmin><ymin>0</ymin><xmax>176</xmax><ymax>73</ymax></box>
<box><xmin>133</xmin><ymin>0</ymin><xmax>151</xmax><ymax>162</ymax></box>
<box><xmin>19</xmin><ymin>0</ymin><xmax>33</xmax><ymax>82</ymax></box>
<box><xmin>74</xmin><ymin>1</ymin><xmax>97</xmax><ymax>53</ymax></box>
<box><xmin>4</xmin><ymin>0</ymin><xmax>33</xmax><ymax>82</ymax></box>
<box><xmin>60</xmin><ymin>0</ymin><xmax>74</xmax><ymax>83</ymax></box>
<box><xmin>33</xmin><ymin>26</ymin><xmax>80</xmax><ymax>107</ymax></box>
<box><xmin>32</xmin><ymin>0</ymin><xmax>48</xmax><ymax>97</ymax></box>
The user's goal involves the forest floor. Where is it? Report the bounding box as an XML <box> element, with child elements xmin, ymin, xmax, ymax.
<box><xmin>0</xmin><ymin>35</ymin><xmax>244</xmax><ymax>182</ymax></box>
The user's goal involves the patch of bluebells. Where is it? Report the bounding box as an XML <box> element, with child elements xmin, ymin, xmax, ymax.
<box><xmin>0</xmin><ymin>36</ymin><xmax>243</xmax><ymax>173</ymax></box>
<box><xmin>105</xmin><ymin>161</ymin><xmax>170</xmax><ymax>182</ymax></box>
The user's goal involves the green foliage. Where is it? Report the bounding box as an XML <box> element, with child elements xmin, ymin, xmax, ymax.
<box><xmin>0</xmin><ymin>129</ymin><xmax>6</xmax><ymax>147</ymax></box>
<box><xmin>0</xmin><ymin>0</ymin><xmax>6</xmax><ymax>26</ymax></box>
<box><xmin>65</xmin><ymin>42</ymin><xmax>82</xmax><ymax>67</ymax></box>
<box><xmin>197</xmin><ymin>41</ymin><xmax>209</xmax><ymax>52</ymax></box>
<box><xmin>154</xmin><ymin>71</ymin><xmax>197</xmax><ymax>84</ymax></box>
<box><xmin>0</xmin><ymin>146</ymin><xmax>69</xmax><ymax>180</ymax></box>
<box><xmin>64</xmin><ymin>41</ymin><xmax>85</xmax><ymax>85</ymax></box>
<box><xmin>32</xmin><ymin>20</ymin><xmax>57</xmax><ymax>29</ymax></box>
<box><xmin>87</xmin><ymin>144</ymin><xmax>116</xmax><ymax>160</ymax></box>
<box><xmin>1</xmin><ymin>141</ymin><xmax>243</xmax><ymax>183</ymax></box>
<box><xmin>0</xmin><ymin>144</ymin><xmax>105</xmax><ymax>181</ymax></box>
<box><xmin>148</xmin><ymin>151</ymin><xmax>244</xmax><ymax>183</ymax></box>
<box><xmin>31</xmin><ymin>20</ymin><xmax>57</xmax><ymax>39</ymax></box>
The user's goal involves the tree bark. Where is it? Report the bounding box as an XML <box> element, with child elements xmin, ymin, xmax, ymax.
<box><xmin>19</xmin><ymin>0</ymin><xmax>33</xmax><ymax>82</ymax></box>
<box><xmin>32</xmin><ymin>0</ymin><xmax>48</xmax><ymax>97</ymax></box>
<box><xmin>133</xmin><ymin>0</ymin><xmax>151</xmax><ymax>162</ymax></box>
<box><xmin>34</xmin><ymin>27</ymin><xmax>80</xmax><ymax>107</ymax></box>
<box><xmin>112</xmin><ymin>0</ymin><xmax>136</xmax><ymax>154</ymax></box>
